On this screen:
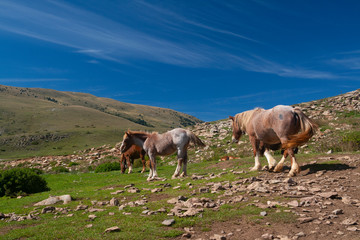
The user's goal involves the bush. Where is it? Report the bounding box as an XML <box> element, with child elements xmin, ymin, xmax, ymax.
<box><xmin>52</xmin><ymin>166</ymin><xmax>70</xmax><ymax>173</ymax></box>
<box><xmin>0</xmin><ymin>168</ymin><xmax>50</xmax><ymax>197</ymax></box>
<box><xmin>95</xmin><ymin>162</ymin><xmax>120</xmax><ymax>173</ymax></box>
<box><xmin>342</xmin><ymin>131</ymin><xmax>360</xmax><ymax>150</ymax></box>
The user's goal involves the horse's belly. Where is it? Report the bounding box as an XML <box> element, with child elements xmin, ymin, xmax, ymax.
<box><xmin>256</xmin><ymin>130</ymin><xmax>280</xmax><ymax>144</ymax></box>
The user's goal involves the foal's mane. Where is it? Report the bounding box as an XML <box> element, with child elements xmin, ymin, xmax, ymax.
<box><xmin>234</xmin><ymin>107</ymin><xmax>264</xmax><ymax>132</ymax></box>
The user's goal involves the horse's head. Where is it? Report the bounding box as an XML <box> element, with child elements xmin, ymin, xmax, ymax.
<box><xmin>119</xmin><ymin>131</ymin><xmax>134</xmax><ymax>154</ymax></box>
<box><xmin>229</xmin><ymin>116</ymin><xmax>243</xmax><ymax>143</ymax></box>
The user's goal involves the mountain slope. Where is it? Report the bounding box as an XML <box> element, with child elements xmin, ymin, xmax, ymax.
<box><xmin>0</xmin><ymin>85</ymin><xmax>202</xmax><ymax>159</ymax></box>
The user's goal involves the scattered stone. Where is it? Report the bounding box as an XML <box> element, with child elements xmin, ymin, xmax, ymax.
<box><xmin>104</xmin><ymin>226</ymin><xmax>120</xmax><ymax>233</ymax></box>
<box><xmin>162</xmin><ymin>219</ymin><xmax>175</xmax><ymax>226</ymax></box>
<box><xmin>34</xmin><ymin>195</ymin><xmax>72</xmax><ymax>206</ymax></box>
<box><xmin>341</xmin><ymin>218</ymin><xmax>357</xmax><ymax>226</ymax></box>
<box><xmin>75</xmin><ymin>205</ymin><xmax>88</xmax><ymax>211</ymax></box>
<box><xmin>317</xmin><ymin>192</ymin><xmax>338</xmax><ymax>199</ymax></box>
<box><xmin>86</xmin><ymin>224</ymin><xmax>93</xmax><ymax>228</ymax></box>
<box><xmin>41</xmin><ymin>206</ymin><xmax>55</xmax><ymax>214</ymax></box>
<box><xmin>260</xmin><ymin>211</ymin><xmax>267</xmax><ymax>216</ymax></box>
<box><xmin>151</xmin><ymin>188</ymin><xmax>162</xmax><ymax>193</ymax></box>
<box><xmin>110</xmin><ymin>190</ymin><xmax>124</xmax><ymax>195</ymax></box>
<box><xmin>298</xmin><ymin>217</ymin><xmax>315</xmax><ymax>224</ymax></box>
<box><xmin>210</xmin><ymin>234</ymin><xmax>227</xmax><ymax>240</ymax></box>
<box><xmin>261</xmin><ymin>233</ymin><xmax>274</xmax><ymax>239</ymax></box>
<box><xmin>88</xmin><ymin>214</ymin><xmax>97</xmax><ymax>221</ymax></box>
<box><xmin>332</xmin><ymin>209</ymin><xmax>343</xmax><ymax>215</ymax></box>
<box><xmin>182</xmin><ymin>232</ymin><xmax>192</xmax><ymax>238</ymax></box>
<box><xmin>109</xmin><ymin>198</ymin><xmax>120</xmax><ymax>206</ymax></box>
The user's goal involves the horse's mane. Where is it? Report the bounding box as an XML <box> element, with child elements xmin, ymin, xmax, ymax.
<box><xmin>234</xmin><ymin>107</ymin><xmax>264</xmax><ymax>132</ymax></box>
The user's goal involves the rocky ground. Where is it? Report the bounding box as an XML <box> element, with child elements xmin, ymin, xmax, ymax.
<box><xmin>2</xmin><ymin>153</ymin><xmax>359</xmax><ymax>240</ymax></box>
<box><xmin>172</xmin><ymin>153</ymin><xmax>360</xmax><ymax>240</ymax></box>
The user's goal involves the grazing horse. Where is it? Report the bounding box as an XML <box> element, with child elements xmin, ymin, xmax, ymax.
<box><xmin>119</xmin><ymin>128</ymin><xmax>205</xmax><ymax>181</ymax></box>
<box><xmin>120</xmin><ymin>145</ymin><xmax>147</xmax><ymax>174</ymax></box>
<box><xmin>229</xmin><ymin>105</ymin><xmax>318</xmax><ymax>177</ymax></box>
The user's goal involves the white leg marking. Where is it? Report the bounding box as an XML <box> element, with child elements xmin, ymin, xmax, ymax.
<box><xmin>250</xmin><ymin>152</ymin><xmax>262</xmax><ymax>171</ymax></box>
<box><xmin>264</xmin><ymin>150</ymin><xmax>277</xmax><ymax>169</ymax></box>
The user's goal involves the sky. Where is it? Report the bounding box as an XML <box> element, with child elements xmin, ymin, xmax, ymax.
<box><xmin>0</xmin><ymin>0</ymin><xmax>359</xmax><ymax>121</ymax></box>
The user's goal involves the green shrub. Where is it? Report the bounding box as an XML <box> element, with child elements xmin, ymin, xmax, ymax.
<box><xmin>52</xmin><ymin>166</ymin><xmax>70</xmax><ymax>173</ymax></box>
<box><xmin>0</xmin><ymin>168</ymin><xmax>50</xmax><ymax>197</ymax></box>
<box><xmin>68</xmin><ymin>162</ymin><xmax>79</xmax><ymax>167</ymax></box>
<box><xmin>342</xmin><ymin>131</ymin><xmax>360</xmax><ymax>150</ymax></box>
<box><xmin>133</xmin><ymin>159</ymin><xmax>143</xmax><ymax>169</ymax></box>
<box><xmin>95</xmin><ymin>162</ymin><xmax>120</xmax><ymax>173</ymax></box>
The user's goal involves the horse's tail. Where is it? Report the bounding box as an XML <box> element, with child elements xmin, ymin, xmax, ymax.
<box><xmin>282</xmin><ymin>108</ymin><xmax>318</xmax><ymax>149</ymax></box>
<box><xmin>187</xmin><ymin>131</ymin><xmax>206</xmax><ymax>148</ymax></box>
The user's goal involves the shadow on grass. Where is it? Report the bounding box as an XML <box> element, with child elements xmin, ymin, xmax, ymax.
<box><xmin>300</xmin><ymin>162</ymin><xmax>354</xmax><ymax>174</ymax></box>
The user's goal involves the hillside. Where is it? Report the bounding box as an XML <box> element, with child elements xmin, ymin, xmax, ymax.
<box><xmin>0</xmin><ymin>85</ymin><xmax>202</xmax><ymax>159</ymax></box>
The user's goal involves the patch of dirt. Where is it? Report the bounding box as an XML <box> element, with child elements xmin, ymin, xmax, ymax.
<box><xmin>174</xmin><ymin>153</ymin><xmax>360</xmax><ymax>240</ymax></box>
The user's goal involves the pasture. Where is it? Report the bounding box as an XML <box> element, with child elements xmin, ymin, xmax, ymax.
<box><xmin>1</xmin><ymin>152</ymin><xmax>359</xmax><ymax>239</ymax></box>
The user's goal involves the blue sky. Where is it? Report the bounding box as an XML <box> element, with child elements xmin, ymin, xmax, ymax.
<box><xmin>0</xmin><ymin>0</ymin><xmax>359</xmax><ymax>121</ymax></box>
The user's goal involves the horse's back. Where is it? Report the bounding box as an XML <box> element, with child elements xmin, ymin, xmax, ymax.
<box><xmin>252</xmin><ymin>105</ymin><xmax>299</xmax><ymax>143</ymax></box>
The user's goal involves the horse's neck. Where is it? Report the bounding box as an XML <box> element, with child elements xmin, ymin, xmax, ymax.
<box><xmin>132</xmin><ymin>133</ymin><xmax>149</xmax><ymax>148</ymax></box>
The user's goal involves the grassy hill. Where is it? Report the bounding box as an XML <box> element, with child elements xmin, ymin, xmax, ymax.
<box><xmin>0</xmin><ymin>85</ymin><xmax>202</xmax><ymax>159</ymax></box>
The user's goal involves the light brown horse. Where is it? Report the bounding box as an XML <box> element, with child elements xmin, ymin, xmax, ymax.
<box><xmin>229</xmin><ymin>105</ymin><xmax>318</xmax><ymax>177</ymax></box>
<box><xmin>119</xmin><ymin>128</ymin><xmax>205</xmax><ymax>181</ymax></box>
<box><xmin>120</xmin><ymin>145</ymin><xmax>147</xmax><ymax>174</ymax></box>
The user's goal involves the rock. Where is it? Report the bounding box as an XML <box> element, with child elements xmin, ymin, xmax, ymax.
<box><xmin>199</xmin><ymin>187</ymin><xmax>210</xmax><ymax>193</ymax></box>
<box><xmin>104</xmin><ymin>226</ymin><xmax>120</xmax><ymax>233</ymax></box>
<box><xmin>341</xmin><ymin>218</ymin><xmax>357</xmax><ymax>226</ymax></box>
<box><xmin>260</xmin><ymin>211</ymin><xmax>267</xmax><ymax>216</ymax></box>
<box><xmin>110</xmin><ymin>190</ymin><xmax>124</xmax><ymax>195</ymax></box>
<box><xmin>127</xmin><ymin>187</ymin><xmax>140</xmax><ymax>193</ymax></box>
<box><xmin>162</xmin><ymin>219</ymin><xmax>175</xmax><ymax>226</ymax></box>
<box><xmin>34</xmin><ymin>195</ymin><xmax>72</xmax><ymax>206</ymax></box>
<box><xmin>317</xmin><ymin>192</ymin><xmax>338</xmax><ymax>199</ymax></box>
<box><xmin>41</xmin><ymin>206</ymin><xmax>55</xmax><ymax>214</ymax></box>
<box><xmin>109</xmin><ymin>198</ymin><xmax>120</xmax><ymax>206</ymax></box>
<box><xmin>210</xmin><ymin>234</ymin><xmax>227</xmax><ymax>240</ymax></box>
<box><xmin>261</xmin><ymin>233</ymin><xmax>274</xmax><ymax>239</ymax></box>
<box><xmin>332</xmin><ymin>209</ymin><xmax>343</xmax><ymax>215</ymax></box>
<box><xmin>75</xmin><ymin>205</ymin><xmax>88</xmax><ymax>211</ymax></box>
<box><xmin>182</xmin><ymin>232</ymin><xmax>192</xmax><ymax>238</ymax></box>
<box><xmin>298</xmin><ymin>217</ymin><xmax>314</xmax><ymax>223</ymax></box>
<box><xmin>287</xmin><ymin>200</ymin><xmax>299</xmax><ymax>208</ymax></box>
<box><xmin>346</xmin><ymin>226</ymin><xmax>359</xmax><ymax>232</ymax></box>
<box><xmin>86</xmin><ymin>224</ymin><xmax>93</xmax><ymax>228</ymax></box>
<box><xmin>88</xmin><ymin>214</ymin><xmax>97</xmax><ymax>221</ymax></box>
<box><xmin>151</xmin><ymin>188</ymin><xmax>162</xmax><ymax>193</ymax></box>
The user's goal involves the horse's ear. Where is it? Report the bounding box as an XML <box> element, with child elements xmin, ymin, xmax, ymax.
<box><xmin>229</xmin><ymin>116</ymin><xmax>234</xmax><ymax>121</ymax></box>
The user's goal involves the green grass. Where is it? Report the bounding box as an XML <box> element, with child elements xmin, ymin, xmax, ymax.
<box><xmin>0</xmin><ymin>154</ymin><xmax>306</xmax><ymax>240</ymax></box>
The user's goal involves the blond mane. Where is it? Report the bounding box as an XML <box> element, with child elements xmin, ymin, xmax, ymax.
<box><xmin>234</xmin><ymin>107</ymin><xmax>263</xmax><ymax>132</ymax></box>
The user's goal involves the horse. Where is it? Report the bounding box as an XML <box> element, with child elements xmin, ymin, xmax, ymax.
<box><xmin>229</xmin><ymin>105</ymin><xmax>318</xmax><ymax>177</ymax></box>
<box><xmin>120</xmin><ymin>145</ymin><xmax>147</xmax><ymax>174</ymax></box>
<box><xmin>119</xmin><ymin>128</ymin><xmax>205</xmax><ymax>181</ymax></box>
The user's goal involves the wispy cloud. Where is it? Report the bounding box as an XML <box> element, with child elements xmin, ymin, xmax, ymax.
<box><xmin>229</xmin><ymin>54</ymin><xmax>340</xmax><ymax>79</ymax></box>
<box><xmin>0</xmin><ymin>1</ymin><xmax>341</xmax><ymax>80</ymax></box>
<box><xmin>330</xmin><ymin>57</ymin><xmax>360</xmax><ymax>70</ymax></box>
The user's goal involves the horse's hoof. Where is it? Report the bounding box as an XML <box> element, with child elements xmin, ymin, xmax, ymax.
<box><xmin>250</xmin><ymin>166</ymin><xmax>261</xmax><ymax>171</ymax></box>
<box><xmin>288</xmin><ymin>171</ymin><xmax>296</xmax><ymax>177</ymax></box>
<box><xmin>268</xmin><ymin>166</ymin><xmax>275</xmax><ymax>172</ymax></box>
<box><xmin>273</xmin><ymin>164</ymin><xmax>283</xmax><ymax>173</ymax></box>
<box><xmin>179</xmin><ymin>172</ymin><xmax>186</xmax><ymax>178</ymax></box>
<box><xmin>171</xmin><ymin>175</ymin><xmax>178</xmax><ymax>179</ymax></box>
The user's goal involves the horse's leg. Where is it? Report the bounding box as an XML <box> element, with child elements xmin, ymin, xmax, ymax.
<box><xmin>249</xmin><ymin>136</ymin><xmax>261</xmax><ymax>171</ymax></box>
<box><xmin>172</xmin><ymin>147</ymin><xmax>186</xmax><ymax>179</ymax></box>
<box><xmin>180</xmin><ymin>152</ymin><xmax>188</xmax><ymax>177</ymax></box>
<box><xmin>274</xmin><ymin>149</ymin><xmax>289</xmax><ymax>172</ymax></box>
<box><xmin>147</xmin><ymin>154</ymin><xmax>155</xmax><ymax>181</ymax></box>
<box><xmin>264</xmin><ymin>148</ymin><xmax>277</xmax><ymax>171</ymax></box>
<box><xmin>128</xmin><ymin>157</ymin><xmax>133</xmax><ymax>174</ymax></box>
<box><xmin>120</xmin><ymin>156</ymin><xmax>125</xmax><ymax>174</ymax></box>
<box><xmin>288</xmin><ymin>148</ymin><xmax>300</xmax><ymax>177</ymax></box>
<box><xmin>140</xmin><ymin>152</ymin><xmax>146</xmax><ymax>173</ymax></box>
